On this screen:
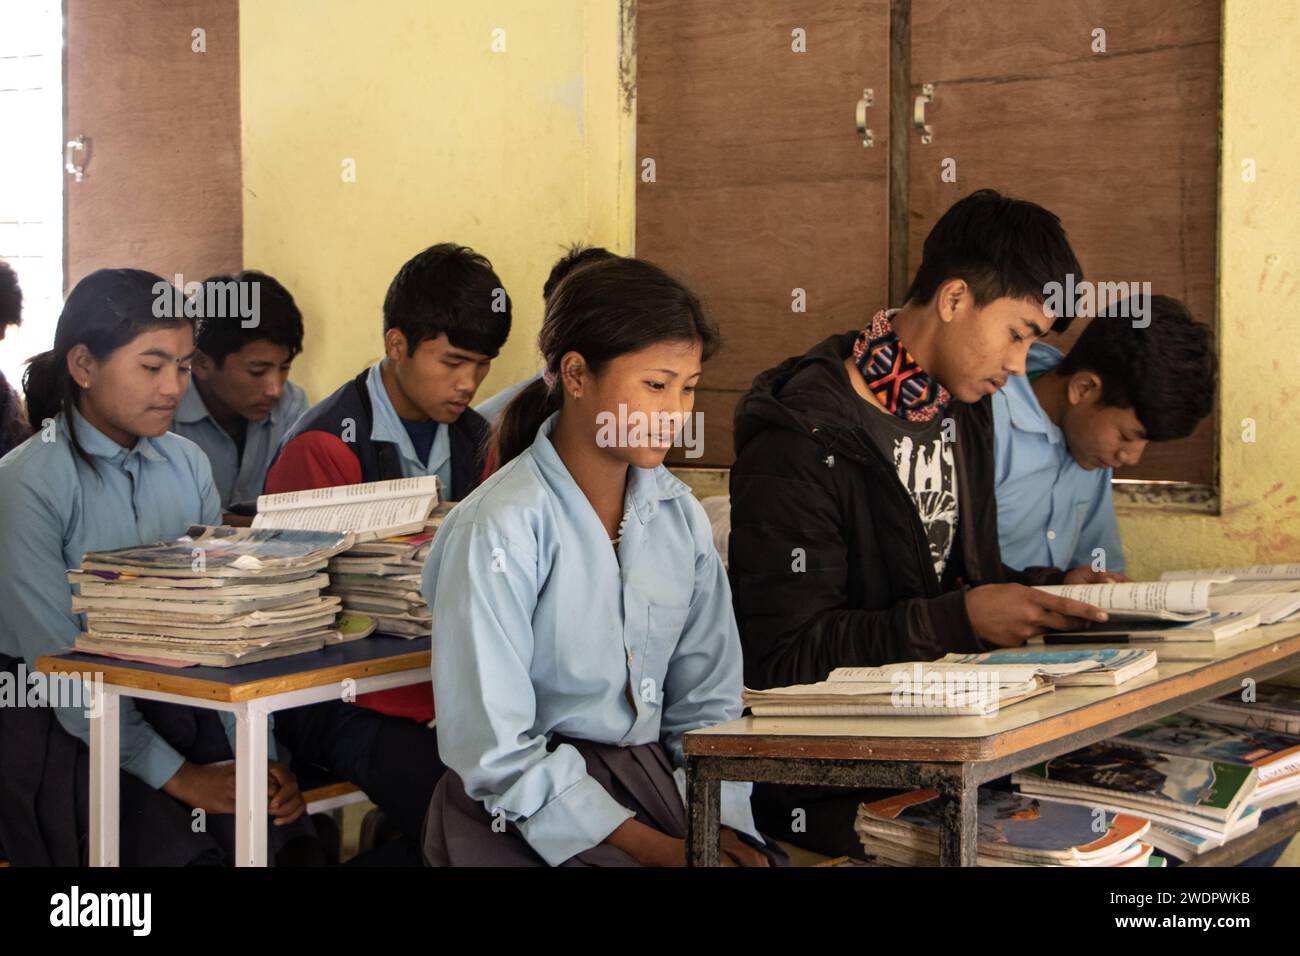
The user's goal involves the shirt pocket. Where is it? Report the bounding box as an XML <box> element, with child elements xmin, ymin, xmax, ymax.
<box><xmin>637</xmin><ymin>603</ymin><xmax>691</xmax><ymax>709</ymax></box>
<box><xmin>1069</xmin><ymin>500</ymin><xmax>1093</xmax><ymax>559</ymax></box>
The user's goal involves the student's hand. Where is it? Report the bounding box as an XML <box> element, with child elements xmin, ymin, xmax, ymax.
<box><xmin>606</xmin><ymin>818</ymin><xmax>687</xmax><ymax>867</ymax></box>
<box><xmin>1063</xmin><ymin>566</ymin><xmax>1129</xmax><ymax>584</ymax></box>
<box><xmin>720</xmin><ymin>827</ymin><xmax>770</xmax><ymax>867</ymax></box>
<box><xmin>267</xmin><ymin>762</ymin><xmax>306</xmax><ymax>825</ymax></box>
<box><xmin>964</xmin><ymin>583</ymin><xmax>1109</xmax><ymax>646</ymax></box>
<box><xmin>162</xmin><ymin>760</ymin><xmax>237</xmax><ymax>814</ymax></box>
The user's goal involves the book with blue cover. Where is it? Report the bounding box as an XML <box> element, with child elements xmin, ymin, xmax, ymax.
<box><xmin>940</xmin><ymin>647</ymin><xmax>1157</xmax><ymax>685</ymax></box>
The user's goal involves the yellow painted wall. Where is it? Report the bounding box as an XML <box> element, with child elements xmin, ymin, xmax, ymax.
<box><xmin>1117</xmin><ymin>0</ymin><xmax>1300</xmax><ymax>580</ymax></box>
<box><xmin>239</xmin><ymin>0</ymin><xmax>635</xmax><ymax>404</ymax></box>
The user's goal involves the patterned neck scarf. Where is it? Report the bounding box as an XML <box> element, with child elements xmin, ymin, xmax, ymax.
<box><xmin>851</xmin><ymin>309</ymin><xmax>951</xmax><ymax>423</ymax></box>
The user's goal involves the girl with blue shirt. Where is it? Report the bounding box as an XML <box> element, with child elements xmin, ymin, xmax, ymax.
<box><xmin>421</xmin><ymin>257</ymin><xmax>785</xmax><ymax>866</ymax></box>
<box><xmin>0</xmin><ymin>269</ymin><xmax>317</xmax><ymax>865</ymax></box>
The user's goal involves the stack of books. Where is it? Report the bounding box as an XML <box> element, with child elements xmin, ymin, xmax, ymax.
<box><xmin>1012</xmin><ymin>740</ymin><xmax>1261</xmax><ymax>861</ymax></box>
<box><xmin>252</xmin><ymin>476</ymin><xmax>447</xmax><ymax>639</ymax></box>
<box><xmin>1187</xmin><ymin>683</ymin><xmax>1300</xmax><ymax>736</ymax></box>
<box><xmin>1029</xmin><ymin>579</ymin><xmax>1261</xmax><ymax>644</ymax></box>
<box><xmin>1114</xmin><ymin>713</ymin><xmax>1300</xmax><ymax>813</ymax></box>
<box><xmin>741</xmin><ymin>662</ymin><xmax>1070</xmax><ymax>717</ymax></box>
<box><xmin>854</xmin><ymin>788</ymin><xmax>1158</xmax><ymax>867</ymax></box>
<box><xmin>325</xmin><ymin>508</ymin><xmax>450</xmax><ymax>637</ymax></box>
<box><xmin>70</xmin><ymin>526</ymin><xmax>353</xmax><ymax>667</ymax></box>
<box><xmin>939</xmin><ymin>648</ymin><xmax>1158</xmax><ymax>686</ymax></box>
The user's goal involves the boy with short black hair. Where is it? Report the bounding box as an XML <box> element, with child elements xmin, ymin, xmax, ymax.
<box><xmin>171</xmin><ymin>270</ymin><xmax>307</xmax><ymax>512</ymax></box>
<box><xmin>264</xmin><ymin>243</ymin><xmax>513</xmax><ymax>860</ymax></box>
<box><xmin>729</xmin><ymin>189</ymin><xmax>1116</xmax><ymax>858</ymax></box>
<box><xmin>266</xmin><ymin>243</ymin><xmax>511</xmax><ymax>498</ymax></box>
<box><xmin>994</xmin><ymin>294</ymin><xmax>1216</xmax><ymax>575</ymax></box>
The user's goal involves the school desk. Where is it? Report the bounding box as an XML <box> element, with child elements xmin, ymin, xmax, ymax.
<box><xmin>36</xmin><ymin>636</ymin><xmax>431</xmax><ymax>867</ymax></box>
<box><xmin>684</xmin><ymin>621</ymin><xmax>1300</xmax><ymax>866</ymax></box>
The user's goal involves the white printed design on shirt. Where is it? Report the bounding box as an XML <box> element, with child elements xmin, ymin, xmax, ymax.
<box><xmin>891</xmin><ymin>435</ymin><xmax>958</xmax><ymax>578</ymax></box>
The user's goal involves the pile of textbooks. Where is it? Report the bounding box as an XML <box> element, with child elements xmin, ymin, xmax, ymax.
<box><xmin>1011</xmin><ymin>738</ymin><xmax>1263</xmax><ymax>862</ymax></box>
<box><xmin>854</xmin><ymin>788</ymin><xmax>1159</xmax><ymax>867</ymax></box>
<box><xmin>252</xmin><ymin>476</ymin><xmax>448</xmax><ymax>639</ymax></box>
<box><xmin>70</xmin><ymin>526</ymin><xmax>353</xmax><ymax>667</ymax></box>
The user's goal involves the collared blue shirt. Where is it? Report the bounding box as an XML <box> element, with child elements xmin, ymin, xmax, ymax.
<box><xmin>421</xmin><ymin>412</ymin><xmax>758</xmax><ymax>865</ymax></box>
<box><xmin>992</xmin><ymin>342</ymin><xmax>1126</xmax><ymax>574</ymax></box>
<box><xmin>0</xmin><ymin>408</ymin><xmax>270</xmax><ymax>789</ymax></box>
<box><xmin>366</xmin><ymin>362</ymin><xmax>452</xmax><ymax>493</ymax></box>
<box><xmin>172</xmin><ymin>379</ymin><xmax>308</xmax><ymax>509</ymax></box>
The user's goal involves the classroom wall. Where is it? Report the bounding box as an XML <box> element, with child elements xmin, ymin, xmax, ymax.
<box><xmin>1116</xmin><ymin>0</ymin><xmax>1300</xmax><ymax>580</ymax></box>
<box><xmin>239</xmin><ymin>0</ymin><xmax>636</xmax><ymax>403</ymax></box>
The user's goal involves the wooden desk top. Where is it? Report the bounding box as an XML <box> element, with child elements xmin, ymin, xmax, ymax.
<box><xmin>685</xmin><ymin>622</ymin><xmax>1300</xmax><ymax>763</ymax></box>
<box><xmin>35</xmin><ymin>635</ymin><xmax>430</xmax><ymax>704</ymax></box>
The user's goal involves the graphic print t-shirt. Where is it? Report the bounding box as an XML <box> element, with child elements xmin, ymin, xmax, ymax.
<box><xmin>858</xmin><ymin>403</ymin><xmax>959</xmax><ymax>580</ymax></box>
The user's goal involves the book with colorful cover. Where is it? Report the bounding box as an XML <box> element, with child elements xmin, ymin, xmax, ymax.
<box><xmin>79</xmin><ymin>526</ymin><xmax>352</xmax><ymax>577</ymax></box>
<box><xmin>855</xmin><ymin>787</ymin><xmax>1151</xmax><ymax>866</ymax></box>
<box><xmin>1012</xmin><ymin>740</ymin><xmax>1258</xmax><ymax>825</ymax></box>
<box><xmin>1115</xmin><ymin>713</ymin><xmax>1300</xmax><ymax>783</ymax></box>
<box><xmin>940</xmin><ymin>648</ymin><xmax>1157</xmax><ymax>685</ymax></box>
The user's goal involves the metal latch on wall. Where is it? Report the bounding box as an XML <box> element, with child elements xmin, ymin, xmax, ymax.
<box><xmin>855</xmin><ymin>88</ymin><xmax>875</xmax><ymax>148</ymax></box>
<box><xmin>65</xmin><ymin>134</ymin><xmax>87</xmax><ymax>182</ymax></box>
<box><xmin>914</xmin><ymin>83</ymin><xmax>934</xmax><ymax>144</ymax></box>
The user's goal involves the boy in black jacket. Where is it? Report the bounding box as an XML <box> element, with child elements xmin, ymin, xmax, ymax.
<box><xmin>729</xmin><ymin>189</ymin><xmax>1116</xmax><ymax>858</ymax></box>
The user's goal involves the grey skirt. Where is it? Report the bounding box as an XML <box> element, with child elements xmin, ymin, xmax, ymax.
<box><xmin>422</xmin><ymin>734</ymin><xmax>789</xmax><ymax>867</ymax></box>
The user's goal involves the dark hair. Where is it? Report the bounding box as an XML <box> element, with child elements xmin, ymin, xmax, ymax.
<box><xmin>382</xmin><ymin>243</ymin><xmax>511</xmax><ymax>358</ymax></box>
<box><xmin>542</xmin><ymin>244</ymin><xmax>616</xmax><ymax>301</ymax></box>
<box><xmin>23</xmin><ymin>268</ymin><xmax>191</xmax><ymax>465</ymax></box>
<box><xmin>0</xmin><ymin>259</ymin><xmax>21</xmax><ymax>330</ymax></box>
<box><xmin>192</xmin><ymin>270</ymin><xmax>304</xmax><ymax>365</ymax></box>
<box><xmin>905</xmin><ymin>188</ymin><xmax>1084</xmax><ymax>333</ymax></box>
<box><xmin>495</xmin><ymin>257</ymin><xmax>720</xmax><ymax>465</ymax></box>
<box><xmin>1056</xmin><ymin>294</ymin><xmax>1216</xmax><ymax>442</ymax></box>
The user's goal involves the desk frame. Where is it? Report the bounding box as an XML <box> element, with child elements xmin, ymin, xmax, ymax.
<box><xmin>686</xmin><ymin>632</ymin><xmax>1300</xmax><ymax>866</ymax></box>
<box><xmin>41</xmin><ymin>649</ymin><xmax>429</xmax><ymax>867</ymax></box>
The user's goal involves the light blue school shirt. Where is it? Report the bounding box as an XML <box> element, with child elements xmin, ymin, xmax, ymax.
<box><xmin>992</xmin><ymin>342</ymin><xmax>1126</xmax><ymax>574</ymax></box>
<box><xmin>366</xmin><ymin>361</ymin><xmax>452</xmax><ymax>492</ymax></box>
<box><xmin>422</xmin><ymin>412</ymin><xmax>759</xmax><ymax>865</ymax></box>
<box><xmin>473</xmin><ymin>371</ymin><xmax>542</xmax><ymax>427</ymax></box>
<box><xmin>0</xmin><ymin>408</ymin><xmax>273</xmax><ymax>789</ymax></box>
<box><xmin>172</xmin><ymin>379</ymin><xmax>308</xmax><ymax>509</ymax></box>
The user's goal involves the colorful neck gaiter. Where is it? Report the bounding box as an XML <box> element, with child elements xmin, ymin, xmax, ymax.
<box><xmin>851</xmin><ymin>309</ymin><xmax>951</xmax><ymax>423</ymax></box>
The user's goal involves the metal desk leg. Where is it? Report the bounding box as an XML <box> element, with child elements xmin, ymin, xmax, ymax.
<box><xmin>686</xmin><ymin>757</ymin><xmax>721</xmax><ymax>867</ymax></box>
<box><xmin>88</xmin><ymin>687</ymin><xmax>120</xmax><ymax>867</ymax></box>
<box><xmin>937</xmin><ymin>771</ymin><xmax>978</xmax><ymax>867</ymax></box>
<box><xmin>234</xmin><ymin>700</ymin><xmax>270</xmax><ymax>867</ymax></box>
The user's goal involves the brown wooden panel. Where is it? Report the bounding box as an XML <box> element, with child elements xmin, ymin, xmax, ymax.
<box><xmin>906</xmin><ymin>0</ymin><xmax>1221</xmax><ymax>485</ymax></box>
<box><xmin>637</xmin><ymin>0</ymin><xmax>893</xmax><ymax>467</ymax></box>
<box><xmin>65</xmin><ymin>0</ymin><xmax>242</xmax><ymax>289</ymax></box>
<box><xmin>665</xmin><ymin>388</ymin><xmax>745</xmax><ymax>467</ymax></box>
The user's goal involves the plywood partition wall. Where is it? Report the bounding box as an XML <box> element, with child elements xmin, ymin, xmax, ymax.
<box><xmin>637</xmin><ymin>0</ymin><xmax>1221</xmax><ymax>484</ymax></box>
<box><xmin>64</xmin><ymin>0</ymin><xmax>242</xmax><ymax>290</ymax></box>
<box><xmin>636</xmin><ymin>0</ymin><xmax>892</xmax><ymax>467</ymax></box>
<box><xmin>906</xmin><ymin>0</ymin><xmax>1221</xmax><ymax>485</ymax></box>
